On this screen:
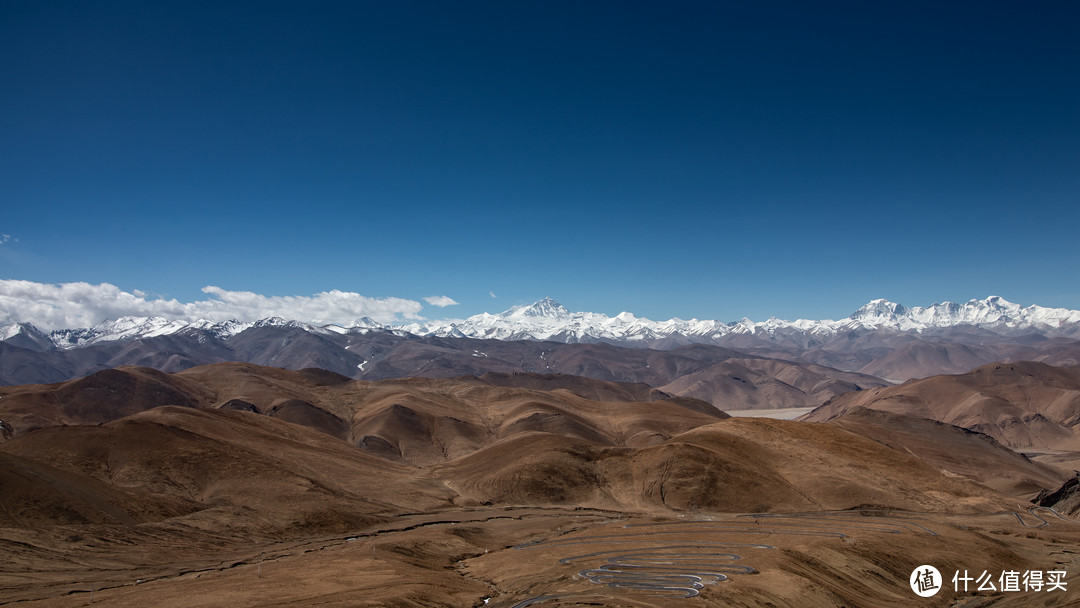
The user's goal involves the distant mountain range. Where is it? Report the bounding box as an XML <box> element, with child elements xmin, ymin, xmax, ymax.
<box><xmin>401</xmin><ymin>295</ymin><xmax>1080</xmax><ymax>343</ymax></box>
<box><xmin>2</xmin><ymin>296</ymin><xmax>1079</xmax><ymax>397</ymax></box>
<box><xmin>5</xmin><ymin>295</ymin><xmax>1080</xmax><ymax>350</ymax></box>
<box><xmin>4</xmin><ymin>309</ymin><xmax>1079</xmax><ymax>607</ymax></box>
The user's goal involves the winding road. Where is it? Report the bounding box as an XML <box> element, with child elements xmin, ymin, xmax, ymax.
<box><xmin>509</xmin><ymin>507</ymin><xmax>1075</xmax><ymax>606</ymax></box>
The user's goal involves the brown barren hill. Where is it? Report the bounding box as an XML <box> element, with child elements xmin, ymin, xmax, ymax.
<box><xmin>0</xmin><ymin>366</ymin><xmax>215</xmax><ymax>432</ymax></box>
<box><xmin>825</xmin><ymin>407</ymin><xmax>1070</xmax><ymax>497</ymax></box>
<box><xmin>4</xmin><ymin>362</ymin><xmax>1080</xmax><ymax>608</ymax></box>
<box><xmin>437</xmin><ymin>417</ymin><xmax>1015</xmax><ymax>514</ymax></box>
<box><xmin>1</xmin><ymin>362</ymin><xmax>729</xmax><ymax>463</ymax></box>
<box><xmin>0</xmin><ymin>406</ymin><xmax>454</xmax><ymax>532</ymax></box>
<box><xmin>345</xmin><ymin>378</ymin><xmax>728</xmax><ymax>465</ymax></box>
<box><xmin>659</xmin><ymin>357</ymin><xmax>888</xmax><ymax>410</ymax></box>
<box><xmin>854</xmin><ymin>339</ymin><xmax>1007</xmax><ymax>381</ymax></box>
<box><xmin>803</xmin><ymin>361</ymin><xmax>1080</xmax><ymax>451</ymax></box>
<box><xmin>0</xmin><ymin>451</ymin><xmax>197</xmax><ymax>527</ymax></box>
<box><xmin>464</xmin><ymin>371</ymin><xmax>676</xmax><ymax>403</ymax></box>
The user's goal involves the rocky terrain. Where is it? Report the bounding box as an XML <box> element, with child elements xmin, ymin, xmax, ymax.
<box><xmin>803</xmin><ymin>361</ymin><xmax>1080</xmax><ymax>452</ymax></box>
<box><xmin>1</xmin><ymin>362</ymin><xmax>1079</xmax><ymax>607</ymax></box>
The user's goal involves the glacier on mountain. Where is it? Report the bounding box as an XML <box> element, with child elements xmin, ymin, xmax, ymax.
<box><xmin>2</xmin><ymin>296</ymin><xmax>1079</xmax><ymax>351</ymax></box>
<box><xmin>386</xmin><ymin>296</ymin><xmax>1080</xmax><ymax>344</ymax></box>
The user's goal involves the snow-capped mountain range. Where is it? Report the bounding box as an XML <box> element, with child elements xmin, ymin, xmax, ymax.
<box><xmin>404</xmin><ymin>295</ymin><xmax>1080</xmax><ymax>342</ymax></box>
<box><xmin>3</xmin><ymin>296</ymin><xmax>1079</xmax><ymax>351</ymax></box>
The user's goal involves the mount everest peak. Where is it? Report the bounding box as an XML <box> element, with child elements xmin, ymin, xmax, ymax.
<box><xmin>850</xmin><ymin>299</ymin><xmax>909</xmax><ymax>322</ymax></box>
<box><xmin>504</xmin><ymin>297</ymin><xmax>571</xmax><ymax>319</ymax></box>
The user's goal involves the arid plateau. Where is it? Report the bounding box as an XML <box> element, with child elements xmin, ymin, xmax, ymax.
<box><xmin>1</xmin><ymin>357</ymin><xmax>1079</xmax><ymax>607</ymax></box>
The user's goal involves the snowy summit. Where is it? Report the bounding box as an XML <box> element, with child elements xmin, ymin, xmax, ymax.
<box><xmin>2</xmin><ymin>296</ymin><xmax>1079</xmax><ymax>351</ymax></box>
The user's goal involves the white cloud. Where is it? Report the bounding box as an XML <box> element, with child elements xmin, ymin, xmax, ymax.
<box><xmin>489</xmin><ymin>291</ymin><xmax>497</xmax><ymax>298</ymax></box>
<box><xmin>423</xmin><ymin>295</ymin><xmax>459</xmax><ymax>307</ymax></box>
<box><xmin>0</xmin><ymin>234</ymin><xmax>12</xmax><ymax>246</ymax></box>
<box><xmin>0</xmin><ymin>279</ymin><xmax>425</xmax><ymax>330</ymax></box>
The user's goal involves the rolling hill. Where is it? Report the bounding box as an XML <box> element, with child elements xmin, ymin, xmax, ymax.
<box><xmin>802</xmin><ymin>361</ymin><xmax>1080</xmax><ymax>452</ymax></box>
<box><xmin>3</xmin><ymin>362</ymin><xmax>1079</xmax><ymax>607</ymax></box>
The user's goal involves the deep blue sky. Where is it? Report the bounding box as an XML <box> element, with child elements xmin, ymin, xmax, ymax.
<box><xmin>2</xmin><ymin>1</ymin><xmax>1077</xmax><ymax>322</ymax></box>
